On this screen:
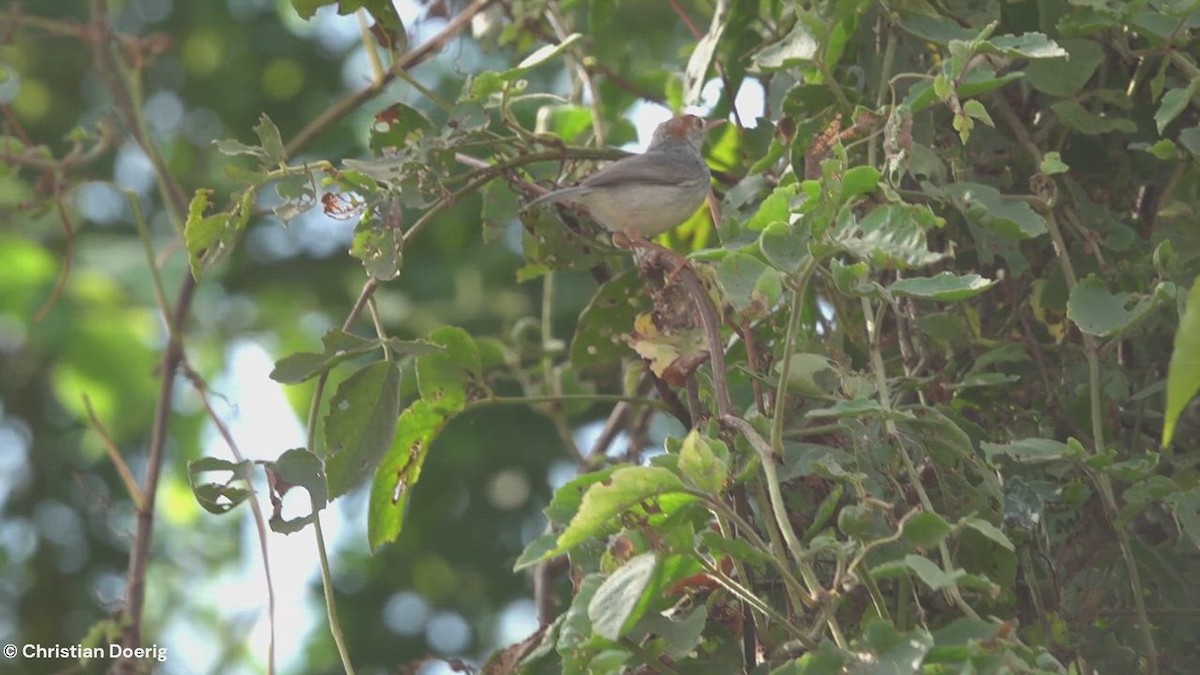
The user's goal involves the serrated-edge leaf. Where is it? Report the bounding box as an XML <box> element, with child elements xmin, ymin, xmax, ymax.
<box><xmin>254</xmin><ymin>113</ymin><xmax>285</xmax><ymax>165</ymax></box>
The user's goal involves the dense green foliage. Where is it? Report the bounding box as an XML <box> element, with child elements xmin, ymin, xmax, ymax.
<box><xmin>4</xmin><ymin>0</ymin><xmax>1200</xmax><ymax>674</ymax></box>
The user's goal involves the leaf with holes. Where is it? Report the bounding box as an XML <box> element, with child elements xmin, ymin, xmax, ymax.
<box><xmin>324</xmin><ymin>361</ymin><xmax>402</xmax><ymax>498</ymax></box>
<box><xmin>188</xmin><ymin>457</ymin><xmax>254</xmax><ymax>515</ymax></box>
<box><xmin>367</xmin><ymin>400</ymin><xmax>451</xmax><ymax>552</ymax></box>
<box><xmin>265</xmin><ymin>448</ymin><xmax>327</xmax><ymax>534</ymax></box>
<box><xmin>571</xmin><ymin>271</ymin><xmax>649</xmax><ymax>368</ymax></box>
<box><xmin>416</xmin><ymin>325</ymin><xmax>484</xmax><ymax>413</ymax></box>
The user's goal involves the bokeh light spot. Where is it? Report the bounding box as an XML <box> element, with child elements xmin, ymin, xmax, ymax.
<box><xmin>383</xmin><ymin>591</ymin><xmax>430</xmax><ymax>636</ymax></box>
<box><xmin>12</xmin><ymin>78</ymin><xmax>50</xmax><ymax>121</ymax></box>
<box><xmin>182</xmin><ymin>31</ymin><xmax>224</xmax><ymax>76</ymax></box>
<box><xmin>263</xmin><ymin>59</ymin><xmax>305</xmax><ymax>101</ymax></box>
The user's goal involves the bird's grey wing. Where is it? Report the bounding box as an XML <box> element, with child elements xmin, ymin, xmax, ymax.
<box><xmin>579</xmin><ymin>154</ymin><xmax>705</xmax><ymax>189</ymax></box>
<box><xmin>525</xmin><ymin>185</ymin><xmax>589</xmax><ymax>209</ymax></box>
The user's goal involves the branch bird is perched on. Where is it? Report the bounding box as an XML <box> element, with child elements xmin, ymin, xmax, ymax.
<box><xmin>525</xmin><ymin>115</ymin><xmax>716</xmax><ymax>238</ymax></box>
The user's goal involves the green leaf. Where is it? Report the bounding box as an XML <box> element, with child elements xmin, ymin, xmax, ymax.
<box><xmin>840</xmin><ymin>165</ymin><xmax>880</xmax><ymax>202</ymax></box>
<box><xmin>1180</xmin><ymin>126</ymin><xmax>1200</xmax><ymax>158</ymax></box>
<box><xmin>415</xmin><ymin>325</ymin><xmax>483</xmax><ymax>413</ymax></box>
<box><xmin>633</xmin><ymin>605</ymin><xmax>707</xmax><ymax>661</ymax></box>
<box><xmin>350</xmin><ymin>213</ymin><xmax>403</xmax><ymax>281</ymax></box>
<box><xmin>682</xmin><ymin>0</ymin><xmax>727</xmax><ymax>104</ymax></box>
<box><xmin>369</xmin><ymin>102</ymin><xmax>434</xmax><ymax>153</ymax></box>
<box><xmin>559</xmin><ymin>575</ymin><xmax>604</xmax><ymax>667</ymax></box>
<box><xmin>588</xmin><ymin>553</ymin><xmax>658</xmax><ymax>641</ymax></box>
<box><xmin>513</xmin><ymin>533</ymin><xmax>559</xmax><ymax>572</ymax></box>
<box><xmin>253</xmin><ymin>113</ymin><xmax>285</xmax><ymax>166</ymax></box>
<box><xmin>481</xmin><ymin>178</ymin><xmax>520</xmax><ymax>244</ymax></box>
<box><xmin>960</xmin><ymin>516</ymin><xmax>1015</xmax><ymax>552</ymax></box>
<box><xmin>905</xmin><ymin>69</ymin><xmax>1023</xmax><ymax>114</ymax></box>
<box><xmin>715</xmin><ymin>252</ymin><xmax>783</xmax><ymax>316</ymax></box>
<box><xmin>871</xmin><ymin>554</ymin><xmax>966</xmax><ymax>591</ymax></box>
<box><xmin>1163</xmin><ymin>278</ymin><xmax>1200</xmax><ymax>447</ymax></box>
<box><xmin>1051</xmin><ymin>100</ymin><xmax>1137</xmax><ymax>135</ymax></box>
<box><xmin>1067</xmin><ymin>276</ymin><xmax>1135</xmax><ymax>336</ymax></box>
<box><xmin>888</xmin><ymin>272</ymin><xmax>997</xmax><ymax>302</ymax></box>
<box><xmin>1135</xmin><ymin>139</ymin><xmax>1180</xmax><ymax>161</ymax></box>
<box><xmin>807</xmin><ymin>397</ymin><xmax>897</xmax><ymax>419</ymax></box>
<box><xmin>502</xmin><ymin>33</ymin><xmax>583</xmax><ymax>80</ymax></box>
<box><xmin>570</xmin><ymin>270</ymin><xmax>649</xmax><ymax>368</ymax></box>
<box><xmin>753</xmin><ymin>20</ymin><xmax>818</xmax><ymax>69</ymax></box>
<box><xmin>544</xmin><ymin>465</ymin><xmax>622</xmax><ymax>526</ymax></box>
<box><xmin>981</xmin><ymin>438</ymin><xmax>1074</xmax><ymax>463</ymax></box>
<box><xmin>266</xmin><ymin>448</ymin><xmax>327</xmax><ymax>534</ymax></box>
<box><xmin>860</xmin><ymin>621</ymin><xmax>935</xmax><ymax>673</ymax></box>
<box><xmin>985</xmin><ymin>33</ymin><xmax>1066</xmax><ymax>58</ymax></box>
<box><xmin>745</xmin><ymin>184</ymin><xmax>795</xmax><ymax>231</ymax></box>
<box><xmin>460</xmin><ymin>71</ymin><xmax>505</xmax><ymax>104</ymax></box>
<box><xmin>290</xmin><ymin>0</ymin><xmax>327</xmax><ymax>19</ymax></box>
<box><xmin>535</xmin><ymin>104</ymin><xmax>595</xmax><ymax>143</ymax></box>
<box><xmin>961</xmin><ymin>99</ymin><xmax>994</xmax><ymax>127</ymax></box>
<box><xmin>944</xmin><ymin>182</ymin><xmax>1047</xmax><ymax>238</ymax></box>
<box><xmin>183</xmin><ymin>189</ymin><xmax>235</xmax><ymax>280</ymax></box>
<box><xmin>1164</xmin><ymin>488</ymin><xmax>1200</xmax><ymax>549</ymax></box>
<box><xmin>770</xmin><ymin>642</ymin><xmax>847</xmax><ymax>674</ymax></box>
<box><xmin>270</xmin><ymin>330</ymin><xmax>380</xmax><ymax>384</ymax></box>
<box><xmin>835</xmin><ymin>203</ymin><xmax>947</xmax><ymax>269</ymax></box>
<box><xmin>897</xmin><ymin>12</ymin><xmax>976</xmax><ymax>43</ymax></box>
<box><xmin>323</xmin><ymin>361</ymin><xmax>402</xmax><ymax>498</ymax></box>
<box><xmin>367</xmin><ymin>400</ymin><xmax>450</xmax><ymax>552</ymax></box>
<box><xmin>778</xmin><ymin>353</ymin><xmax>840</xmax><ymax>397</ymax></box>
<box><xmin>1025</xmin><ymin>39</ymin><xmax>1103</xmax><ymax>96</ymax></box>
<box><xmin>759</xmin><ymin>221</ymin><xmax>810</xmax><ymax>274</ymax></box>
<box><xmin>188</xmin><ymin>457</ymin><xmax>254</xmax><ymax>514</ymax></box>
<box><xmin>212</xmin><ymin>138</ymin><xmax>267</xmax><ymax>159</ymax></box>
<box><xmin>1156</xmin><ymin>83</ymin><xmax>1199</xmax><ymax>134</ymax></box>
<box><xmin>549</xmin><ymin>467</ymin><xmax>693</xmax><ymax>560</ymax></box>
<box><xmin>1040</xmin><ymin>151</ymin><xmax>1069</xmax><ymax>175</ymax></box>
<box><xmin>698</xmin><ymin>530</ymin><xmax>777</xmax><ymax>567</ymax></box>
<box><xmin>902</xmin><ymin>512</ymin><xmax>952</xmax><ymax>548</ymax></box>
<box><xmin>355</xmin><ymin>0</ymin><xmax>405</xmax><ymax>51</ymax></box>
<box><xmin>678</xmin><ymin>430</ymin><xmax>729</xmax><ymax>494</ymax></box>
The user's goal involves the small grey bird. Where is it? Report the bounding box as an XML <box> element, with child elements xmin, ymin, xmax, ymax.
<box><xmin>525</xmin><ymin>115</ymin><xmax>715</xmax><ymax>237</ymax></box>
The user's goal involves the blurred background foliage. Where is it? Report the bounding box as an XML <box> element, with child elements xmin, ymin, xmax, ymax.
<box><xmin>4</xmin><ymin>0</ymin><xmax>1200</xmax><ymax>674</ymax></box>
<box><xmin>2</xmin><ymin>0</ymin><xmax>624</xmax><ymax>672</ymax></box>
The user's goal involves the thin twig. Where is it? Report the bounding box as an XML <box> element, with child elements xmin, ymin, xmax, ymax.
<box><xmin>32</xmin><ymin>187</ymin><xmax>75</xmax><ymax>322</ymax></box>
<box><xmin>285</xmin><ymin>0</ymin><xmax>497</xmax><ymax>158</ymax></box>
<box><xmin>993</xmin><ymin>95</ymin><xmax>1160</xmax><ymax>673</ymax></box>
<box><xmin>85</xmin><ymin>0</ymin><xmax>198</xmax><ymax>660</ymax></box>
<box><xmin>182</xmin><ymin>363</ymin><xmax>277</xmax><ymax>675</ymax></box>
<box><xmin>82</xmin><ymin>395</ymin><xmax>142</xmax><ymax>512</ymax></box>
<box><xmin>675</xmin><ymin>264</ymin><xmax>734</xmax><ymax>417</ymax></box>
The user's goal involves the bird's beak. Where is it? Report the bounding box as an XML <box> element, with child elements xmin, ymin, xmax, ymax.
<box><xmin>705</xmin><ymin>118</ymin><xmax>728</xmax><ymax>132</ymax></box>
